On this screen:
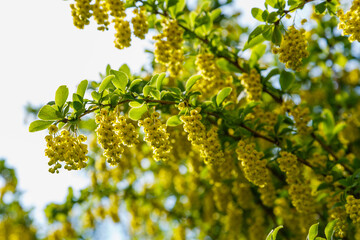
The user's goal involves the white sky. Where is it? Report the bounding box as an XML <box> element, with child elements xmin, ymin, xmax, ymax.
<box><xmin>0</xmin><ymin>0</ymin><xmax>263</xmax><ymax>236</ymax></box>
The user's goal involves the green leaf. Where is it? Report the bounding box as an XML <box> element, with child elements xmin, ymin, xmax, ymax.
<box><xmin>189</xmin><ymin>11</ymin><xmax>197</xmax><ymax>29</ymax></box>
<box><xmin>216</xmin><ymin>58</ymin><xmax>242</xmax><ymax>72</ymax></box>
<box><xmin>72</xmin><ymin>101</ymin><xmax>83</xmax><ymax>111</ymax></box>
<box><xmin>251</xmin><ymin>8</ymin><xmax>265</xmax><ymax>21</ymax></box>
<box><xmin>106</xmin><ymin>64</ymin><xmax>111</xmax><ymax>75</ymax></box>
<box><xmin>325</xmin><ymin>219</ymin><xmax>338</xmax><ymax>240</ymax></box>
<box><xmin>149</xmin><ymin>74</ymin><xmax>159</xmax><ymax>87</ymax></box>
<box><xmin>143</xmin><ymin>85</ymin><xmax>156</xmax><ymax>97</ymax></box>
<box><xmin>279</xmin><ymin>70</ymin><xmax>295</xmax><ymax>91</ymax></box>
<box><xmin>166</xmin><ymin>115</ymin><xmax>182</xmax><ymax>126</ymax></box>
<box><xmin>216</xmin><ymin>87</ymin><xmax>232</xmax><ymax>106</ymax></box>
<box><xmin>307</xmin><ymin>223</ymin><xmax>319</xmax><ymax>240</ymax></box>
<box><xmin>129</xmin><ymin>101</ymin><xmax>143</xmax><ymax>108</ymax></box>
<box><xmin>333</xmin><ymin>122</ymin><xmax>346</xmax><ymax>136</ymax></box>
<box><xmin>326</xmin><ymin>0</ymin><xmax>339</xmax><ymax>15</ymax></box>
<box><xmin>77</xmin><ymin>80</ymin><xmax>88</xmax><ymax>98</ymax></box>
<box><xmin>91</xmin><ymin>91</ymin><xmax>101</xmax><ymax>102</ymax></box>
<box><xmin>130</xmin><ymin>79</ymin><xmax>143</xmax><ymax>90</ymax></box>
<box><xmin>72</xmin><ymin>93</ymin><xmax>82</xmax><ymax>103</ymax></box>
<box><xmin>38</xmin><ymin>105</ymin><xmax>62</xmax><ymax>120</ymax></box>
<box><xmin>210</xmin><ymin>8</ymin><xmax>221</xmax><ymax>21</ymax></box>
<box><xmin>29</xmin><ymin>120</ymin><xmax>54</xmax><ymax>132</ymax></box>
<box><xmin>151</xmin><ymin>89</ymin><xmax>161</xmax><ymax>100</ymax></box>
<box><xmin>267</xmin><ymin>12</ymin><xmax>278</xmax><ymax>23</ymax></box>
<box><xmin>185</xmin><ymin>75</ymin><xmax>201</xmax><ymax>92</ymax></box>
<box><xmin>262</xmin><ymin>25</ymin><xmax>273</xmax><ymax>40</ymax></box>
<box><xmin>110</xmin><ymin>70</ymin><xmax>128</xmax><ymax>92</ymax></box>
<box><xmin>243</xmin><ymin>34</ymin><xmax>266</xmax><ymax>50</ymax></box>
<box><xmin>322</xmin><ymin>109</ymin><xmax>335</xmax><ymax>133</ymax></box>
<box><xmin>265</xmin><ymin>68</ymin><xmax>280</xmax><ymax>81</ymax></box>
<box><xmin>271</xmin><ymin>25</ymin><xmax>282</xmax><ymax>45</ymax></box>
<box><xmin>99</xmin><ymin>75</ymin><xmax>115</xmax><ymax>93</ymax></box>
<box><xmin>55</xmin><ymin>85</ymin><xmax>69</xmax><ymax>108</ymax></box>
<box><xmin>265</xmin><ymin>0</ymin><xmax>277</xmax><ymax>8</ymax></box>
<box><xmin>315</xmin><ymin>2</ymin><xmax>326</xmax><ymax>14</ymax></box>
<box><xmin>266</xmin><ymin>225</ymin><xmax>283</xmax><ymax>240</ymax></box>
<box><xmin>249</xmin><ymin>43</ymin><xmax>266</xmax><ymax>67</ymax></box>
<box><xmin>247</xmin><ymin>25</ymin><xmax>266</xmax><ymax>44</ymax></box>
<box><xmin>129</xmin><ymin>104</ymin><xmax>148</xmax><ymax>121</ymax></box>
<box><xmin>119</xmin><ymin>64</ymin><xmax>131</xmax><ymax>78</ymax></box>
<box><xmin>166</xmin><ymin>0</ymin><xmax>178</xmax><ymax>9</ymax></box>
<box><xmin>315</xmin><ymin>238</ymin><xmax>326</xmax><ymax>240</ymax></box>
<box><xmin>156</xmin><ymin>72</ymin><xmax>166</xmax><ymax>90</ymax></box>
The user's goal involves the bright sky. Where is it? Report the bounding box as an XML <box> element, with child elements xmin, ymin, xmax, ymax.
<box><xmin>0</xmin><ymin>0</ymin><xmax>263</xmax><ymax>237</ymax></box>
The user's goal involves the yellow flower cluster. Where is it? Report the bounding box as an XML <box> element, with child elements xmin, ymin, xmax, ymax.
<box><xmin>69</xmin><ymin>0</ymin><xmax>149</xmax><ymax>49</ymax></box>
<box><xmin>70</xmin><ymin>0</ymin><xmax>92</xmax><ymax>29</ymax></box>
<box><xmin>114</xmin><ymin>18</ymin><xmax>131</xmax><ymax>49</ymax></box>
<box><xmin>277</xmin><ymin>151</ymin><xmax>301</xmax><ymax>184</ymax></box>
<box><xmin>153</xmin><ymin>20</ymin><xmax>184</xmax><ymax>76</ymax></box>
<box><xmin>277</xmin><ymin>151</ymin><xmax>315</xmax><ymax>214</ymax></box>
<box><xmin>213</xmin><ymin>183</ymin><xmax>231</xmax><ymax>212</ymax></box>
<box><xmin>245</xmin><ymin>105</ymin><xmax>278</xmax><ymax>132</ymax></box>
<box><xmin>232</xmin><ymin>182</ymin><xmax>254</xmax><ymax>209</ymax></box>
<box><xmin>95</xmin><ymin>109</ymin><xmax>139</xmax><ymax>165</ymax></box>
<box><xmin>195</xmin><ymin>53</ymin><xmax>234</xmax><ymax>99</ymax></box>
<box><xmin>259</xmin><ymin>183</ymin><xmax>276</xmax><ymax>207</ymax></box>
<box><xmin>180</xmin><ymin>108</ymin><xmax>225</xmax><ymax>165</ymax></box>
<box><xmin>92</xmin><ymin>0</ymin><xmax>109</xmax><ymax>31</ymax></box>
<box><xmin>196</xmin><ymin>53</ymin><xmax>220</xmax><ymax>80</ymax></box>
<box><xmin>236</xmin><ymin>140</ymin><xmax>270</xmax><ymax>187</ymax></box>
<box><xmin>282</xmin><ymin>100</ymin><xmax>312</xmax><ymax>135</ymax></box>
<box><xmin>291</xmin><ymin>105</ymin><xmax>312</xmax><ymax>135</ymax></box>
<box><xmin>272</xmin><ymin>26</ymin><xmax>309</xmax><ymax>71</ymax></box>
<box><xmin>106</xmin><ymin>0</ymin><xmax>126</xmax><ymax>18</ymax></box>
<box><xmin>132</xmin><ymin>7</ymin><xmax>148</xmax><ymax>39</ymax></box>
<box><xmin>248</xmin><ymin>208</ymin><xmax>266</xmax><ymax>240</ymax></box>
<box><xmin>138</xmin><ymin>112</ymin><xmax>172</xmax><ymax>161</ymax></box>
<box><xmin>239</xmin><ymin>69</ymin><xmax>262</xmax><ymax>102</ymax></box>
<box><xmin>224</xmin><ymin>202</ymin><xmax>243</xmax><ymax>233</ymax></box>
<box><xmin>172</xmin><ymin>225</ymin><xmax>186</xmax><ymax>240</ymax></box>
<box><xmin>338</xmin><ymin>0</ymin><xmax>360</xmax><ymax>42</ymax></box>
<box><xmin>44</xmin><ymin>125</ymin><xmax>88</xmax><ymax>174</ymax></box>
<box><xmin>346</xmin><ymin>195</ymin><xmax>360</xmax><ymax>223</ymax></box>
<box><xmin>327</xmin><ymin>194</ymin><xmax>348</xmax><ymax>238</ymax></box>
<box><xmin>47</xmin><ymin>221</ymin><xmax>77</xmax><ymax>240</ymax></box>
<box><xmin>288</xmin><ymin>182</ymin><xmax>315</xmax><ymax>214</ymax></box>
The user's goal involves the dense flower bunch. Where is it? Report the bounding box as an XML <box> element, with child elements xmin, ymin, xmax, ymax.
<box><xmin>132</xmin><ymin>7</ymin><xmax>148</xmax><ymax>39</ymax></box>
<box><xmin>195</xmin><ymin>53</ymin><xmax>234</xmax><ymax>99</ymax></box>
<box><xmin>277</xmin><ymin>152</ymin><xmax>315</xmax><ymax>214</ymax></box>
<box><xmin>44</xmin><ymin>125</ymin><xmax>88</xmax><ymax>173</ymax></box>
<box><xmin>258</xmin><ymin>183</ymin><xmax>276</xmax><ymax>207</ymax></box>
<box><xmin>114</xmin><ymin>18</ymin><xmax>131</xmax><ymax>49</ymax></box>
<box><xmin>277</xmin><ymin>151</ymin><xmax>301</xmax><ymax>184</ymax></box>
<box><xmin>338</xmin><ymin>0</ymin><xmax>360</xmax><ymax>42</ymax></box>
<box><xmin>291</xmin><ymin>104</ymin><xmax>312</xmax><ymax>135</ymax></box>
<box><xmin>180</xmin><ymin>107</ymin><xmax>225</xmax><ymax>165</ymax></box>
<box><xmin>153</xmin><ymin>20</ymin><xmax>184</xmax><ymax>76</ymax></box>
<box><xmin>327</xmin><ymin>194</ymin><xmax>348</xmax><ymax>238</ymax></box>
<box><xmin>92</xmin><ymin>0</ymin><xmax>110</xmax><ymax>31</ymax></box>
<box><xmin>70</xmin><ymin>0</ymin><xmax>92</xmax><ymax>29</ymax></box>
<box><xmin>95</xmin><ymin>109</ymin><xmax>139</xmax><ymax>165</ymax></box>
<box><xmin>138</xmin><ymin>112</ymin><xmax>172</xmax><ymax>161</ymax></box>
<box><xmin>272</xmin><ymin>26</ymin><xmax>309</xmax><ymax>71</ymax></box>
<box><xmin>239</xmin><ymin>69</ymin><xmax>262</xmax><ymax>102</ymax></box>
<box><xmin>69</xmin><ymin>0</ymin><xmax>150</xmax><ymax>49</ymax></box>
<box><xmin>236</xmin><ymin>140</ymin><xmax>270</xmax><ymax>187</ymax></box>
<box><xmin>346</xmin><ymin>195</ymin><xmax>360</xmax><ymax>223</ymax></box>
